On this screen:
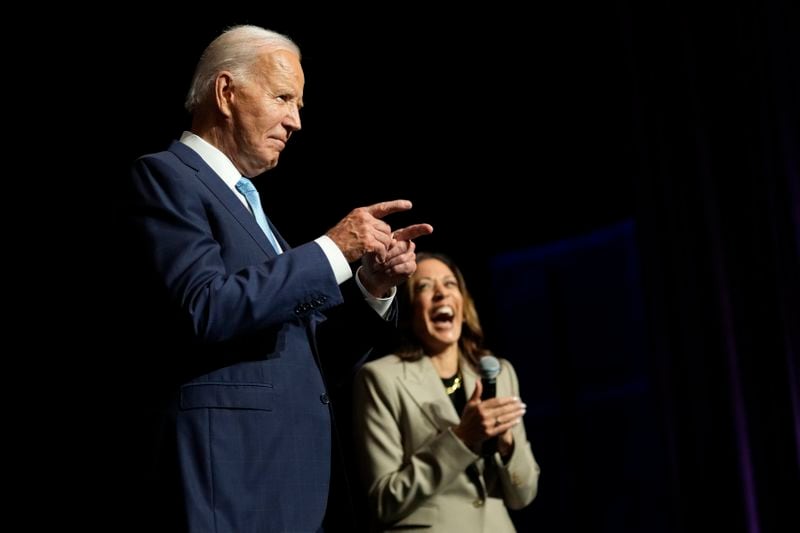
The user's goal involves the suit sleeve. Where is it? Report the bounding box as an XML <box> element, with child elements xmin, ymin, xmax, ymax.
<box><xmin>492</xmin><ymin>359</ymin><xmax>540</xmax><ymax>509</ymax></box>
<box><xmin>128</xmin><ymin>156</ymin><xmax>343</xmax><ymax>343</ymax></box>
<box><xmin>353</xmin><ymin>361</ymin><xmax>479</xmax><ymax>525</ymax></box>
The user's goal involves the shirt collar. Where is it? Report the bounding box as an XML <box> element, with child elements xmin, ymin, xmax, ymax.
<box><xmin>179</xmin><ymin>131</ymin><xmax>243</xmax><ymax>191</ymax></box>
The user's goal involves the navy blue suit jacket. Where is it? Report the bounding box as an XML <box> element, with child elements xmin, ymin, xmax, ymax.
<box><xmin>126</xmin><ymin>141</ymin><xmax>390</xmax><ymax>532</ymax></box>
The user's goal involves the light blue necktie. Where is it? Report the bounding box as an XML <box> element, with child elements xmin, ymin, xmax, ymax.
<box><xmin>236</xmin><ymin>177</ymin><xmax>282</xmax><ymax>254</ymax></box>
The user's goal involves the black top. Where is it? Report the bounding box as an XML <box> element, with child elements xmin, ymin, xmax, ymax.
<box><xmin>442</xmin><ymin>372</ymin><xmax>467</xmax><ymax>417</ymax></box>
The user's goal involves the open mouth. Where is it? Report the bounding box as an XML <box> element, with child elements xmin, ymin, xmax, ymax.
<box><xmin>431</xmin><ymin>305</ymin><xmax>455</xmax><ymax>325</ymax></box>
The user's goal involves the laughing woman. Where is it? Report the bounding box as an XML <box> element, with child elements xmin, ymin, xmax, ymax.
<box><xmin>353</xmin><ymin>252</ymin><xmax>540</xmax><ymax>532</ymax></box>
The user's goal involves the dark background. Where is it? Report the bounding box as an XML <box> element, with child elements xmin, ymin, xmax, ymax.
<box><xmin>66</xmin><ymin>1</ymin><xmax>798</xmax><ymax>531</ymax></box>
<box><xmin>101</xmin><ymin>4</ymin><xmax>636</xmax><ymax>263</ymax></box>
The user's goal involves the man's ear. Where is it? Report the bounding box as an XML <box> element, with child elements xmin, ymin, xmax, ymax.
<box><xmin>215</xmin><ymin>71</ymin><xmax>235</xmax><ymax>117</ymax></box>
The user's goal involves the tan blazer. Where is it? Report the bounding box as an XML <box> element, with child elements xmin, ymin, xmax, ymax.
<box><xmin>353</xmin><ymin>354</ymin><xmax>540</xmax><ymax>532</ymax></box>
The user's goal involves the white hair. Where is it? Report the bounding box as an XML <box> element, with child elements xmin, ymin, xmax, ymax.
<box><xmin>184</xmin><ymin>25</ymin><xmax>300</xmax><ymax>113</ymax></box>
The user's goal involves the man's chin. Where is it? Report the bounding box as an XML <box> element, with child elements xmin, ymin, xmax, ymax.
<box><xmin>253</xmin><ymin>157</ymin><xmax>280</xmax><ymax>175</ymax></box>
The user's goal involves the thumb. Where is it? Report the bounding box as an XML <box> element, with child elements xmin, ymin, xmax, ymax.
<box><xmin>470</xmin><ymin>378</ymin><xmax>483</xmax><ymax>403</ymax></box>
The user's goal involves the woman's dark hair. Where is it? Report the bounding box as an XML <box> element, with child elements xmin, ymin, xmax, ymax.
<box><xmin>396</xmin><ymin>252</ymin><xmax>490</xmax><ymax>371</ymax></box>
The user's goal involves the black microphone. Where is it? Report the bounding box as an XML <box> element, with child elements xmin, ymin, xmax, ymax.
<box><xmin>479</xmin><ymin>355</ymin><xmax>500</xmax><ymax>399</ymax></box>
<box><xmin>479</xmin><ymin>355</ymin><xmax>501</xmax><ymax>456</ymax></box>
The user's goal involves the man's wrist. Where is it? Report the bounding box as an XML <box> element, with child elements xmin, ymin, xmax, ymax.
<box><xmin>356</xmin><ymin>266</ymin><xmax>393</xmax><ymax>298</ymax></box>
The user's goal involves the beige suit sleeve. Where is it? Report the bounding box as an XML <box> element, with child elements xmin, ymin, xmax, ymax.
<box><xmin>353</xmin><ymin>360</ymin><xmax>479</xmax><ymax>525</ymax></box>
<box><xmin>493</xmin><ymin>359</ymin><xmax>540</xmax><ymax>509</ymax></box>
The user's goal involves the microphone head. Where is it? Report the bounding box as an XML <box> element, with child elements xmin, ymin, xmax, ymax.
<box><xmin>479</xmin><ymin>355</ymin><xmax>501</xmax><ymax>382</ymax></box>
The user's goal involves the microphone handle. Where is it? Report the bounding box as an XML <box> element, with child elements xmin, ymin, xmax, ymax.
<box><xmin>481</xmin><ymin>380</ymin><xmax>496</xmax><ymax>401</ymax></box>
<box><xmin>481</xmin><ymin>378</ymin><xmax>497</xmax><ymax>456</ymax></box>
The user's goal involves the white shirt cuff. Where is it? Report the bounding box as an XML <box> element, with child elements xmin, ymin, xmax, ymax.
<box><xmin>315</xmin><ymin>235</ymin><xmax>353</xmax><ymax>285</ymax></box>
<box><xmin>354</xmin><ymin>266</ymin><xmax>396</xmax><ymax>318</ymax></box>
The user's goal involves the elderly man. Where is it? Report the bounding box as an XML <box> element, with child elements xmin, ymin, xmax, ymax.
<box><xmin>127</xmin><ymin>24</ymin><xmax>431</xmax><ymax>532</ymax></box>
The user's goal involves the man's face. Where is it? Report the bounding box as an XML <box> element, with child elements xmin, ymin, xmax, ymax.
<box><xmin>229</xmin><ymin>49</ymin><xmax>304</xmax><ymax>177</ymax></box>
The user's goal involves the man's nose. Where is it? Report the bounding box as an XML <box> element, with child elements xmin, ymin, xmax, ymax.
<box><xmin>284</xmin><ymin>105</ymin><xmax>302</xmax><ymax>132</ymax></box>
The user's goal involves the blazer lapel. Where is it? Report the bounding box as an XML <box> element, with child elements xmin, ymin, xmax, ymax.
<box><xmin>266</xmin><ymin>216</ymin><xmax>290</xmax><ymax>252</ymax></box>
<box><xmin>460</xmin><ymin>356</ymin><xmax>480</xmax><ymax>400</ymax></box>
<box><xmin>399</xmin><ymin>357</ymin><xmax>461</xmax><ymax>431</ymax></box>
<box><xmin>169</xmin><ymin>141</ymin><xmax>280</xmax><ymax>257</ymax></box>
<box><xmin>456</xmin><ymin>358</ymin><xmax>490</xmax><ymax>497</ymax></box>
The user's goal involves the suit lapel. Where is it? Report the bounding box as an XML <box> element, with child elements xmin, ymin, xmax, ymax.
<box><xmin>399</xmin><ymin>357</ymin><xmax>460</xmax><ymax>431</ymax></box>
<box><xmin>460</xmin><ymin>356</ymin><xmax>480</xmax><ymax>401</ymax></box>
<box><xmin>399</xmin><ymin>357</ymin><xmax>491</xmax><ymax>497</ymax></box>
<box><xmin>169</xmin><ymin>141</ymin><xmax>281</xmax><ymax>257</ymax></box>
<box><xmin>266</xmin><ymin>216</ymin><xmax>290</xmax><ymax>252</ymax></box>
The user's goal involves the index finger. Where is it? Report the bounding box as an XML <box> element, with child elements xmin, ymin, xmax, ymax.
<box><xmin>392</xmin><ymin>224</ymin><xmax>434</xmax><ymax>241</ymax></box>
<box><xmin>365</xmin><ymin>199</ymin><xmax>413</xmax><ymax>219</ymax></box>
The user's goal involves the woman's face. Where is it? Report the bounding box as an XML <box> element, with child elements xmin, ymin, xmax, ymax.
<box><xmin>409</xmin><ymin>258</ymin><xmax>463</xmax><ymax>354</ymax></box>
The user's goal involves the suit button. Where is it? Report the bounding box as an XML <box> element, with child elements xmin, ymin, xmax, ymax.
<box><xmin>472</xmin><ymin>499</ymin><xmax>484</xmax><ymax>508</ymax></box>
<box><xmin>320</xmin><ymin>393</ymin><xmax>330</xmax><ymax>404</ymax></box>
